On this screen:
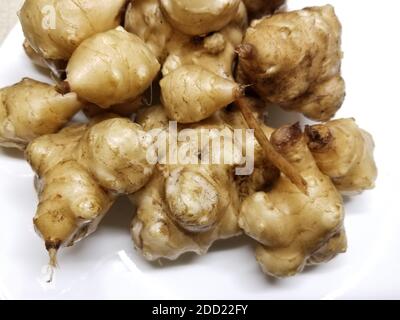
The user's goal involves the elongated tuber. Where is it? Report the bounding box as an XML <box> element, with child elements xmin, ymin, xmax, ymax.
<box><xmin>237</xmin><ymin>5</ymin><xmax>345</xmax><ymax>121</ymax></box>
<box><xmin>239</xmin><ymin>123</ymin><xmax>345</xmax><ymax>277</ymax></box>
<box><xmin>66</xmin><ymin>27</ymin><xmax>160</xmax><ymax>108</ymax></box>
<box><xmin>19</xmin><ymin>0</ymin><xmax>127</xmax><ymax>61</ymax></box>
<box><xmin>0</xmin><ymin>78</ymin><xmax>82</xmax><ymax>150</ymax></box>
<box><xmin>26</xmin><ymin>117</ymin><xmax>154</xmax><ymax>265</ymax></box>
<box><xmin>306</xmin><ymin>118</ymin><xmax>377</xmax><ymax>194</ymax></box>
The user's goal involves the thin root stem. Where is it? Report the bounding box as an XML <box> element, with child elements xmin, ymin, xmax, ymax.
<box><xmin>235</xmin><ymin>97</ymin><xmax>308</xmax><ymax>195</ymax></box>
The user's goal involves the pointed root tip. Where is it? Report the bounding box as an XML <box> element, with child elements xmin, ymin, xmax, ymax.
<box><xmin>48</xmin><ymin>248</ymin><xmax>58</xmax><ymax>268</ymax></box>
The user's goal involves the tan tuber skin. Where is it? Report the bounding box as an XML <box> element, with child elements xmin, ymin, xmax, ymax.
<box><xmin>159</xmin><ymin>0</ymin><xmax>241</xmax><ymax>36</ymax></box>
<box><xmin>162</xmin><ymin>1</ymin><xmax>248</xmax><ymax>79</ymax></box>
<box><xmin>306</xmin><ymin>118</ymin><xmax>377</xmax><ymax>194</ymax></box>
<box><xmin>130</xmin><ymin>114</ymin><xmax>243</xmax><ymax>261</ymax></box>
<box><xmin>239</xmin><ymin>123</ymin><xmax>345</xmax><ymax>278</ymax></box>
<box><xmin>125</xmin><ymin>0</ymin><xmax>173</xmax><ymax>63</ymax></box>
<box><xmin>130</xmin><ymin>163</ymin><xmax>241</xmax><ymax>261</ymax></box>
<box><xmin>0</xmin><ymin>78</ymin><xmax>82</xmax><ymax>150</ymax></box>
<box><xmin>237</xmin><ymin>5</ymin><xmax>345</xmax><ymax>121</ymax></box>
<box><xmin>19</xmin><ymin>0</ymin><xmax>127</xmax><ymax>61</ymax></box>
<box><xmin>125</xmin><ymin>0</ymin><xmax>248</xmax><ymax>78</ymax></box>
<box><xmin>66</xmin><ymin>27</ymin><xmax>160</xmax><ymax>108</ymax></box>
<box><xmin>160</xmin><ymin>65</ymin><xmax>245</xmax><ymax>123</ymax></box>
<box><xmin>26</xmin><ymin>116</ymin><xmax>154</xmax><ymax>267</ymax></box>
<box><xmin>129</xmin><ymin>105</ymin><xmax>280</xmax><ymax>261</ymax></box>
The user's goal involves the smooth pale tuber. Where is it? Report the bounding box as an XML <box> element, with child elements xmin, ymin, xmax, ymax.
<box><xmin>237</xmin><ymin>5</ymin><xmax>345</xmax><ymax>121</ymax></box>
<box><xmin>66</xmin><ymin>27</ymin><xmax>160</xmax><ymax>108</ymax></box>
<box><xmin>306</xmin><ymin>118</ymin><xmax>377</xmax><ymax>194</ymax></box>
<box><xmin>26</xmin><ymin>117</ymin><xmax>154</xmax><ymax>265</ymax></box>
<box><xmin>159</xmin><ymin>0</ymin><xmax>241</xmax><ymax>36</ymax></box>
<box><xmin>0</xmin><ymin>78</ymin><xmax>82</xmax><ymax>150</ymax></box>
<box><xmin>239</xmin><ymin>123</ymin><xmax>345</xmax><ymax>278</ymax></box>
<box><xmin>19</xmin><ymin>0</ymin><xmax>127</xmax><ymax>61</ymax></box>
<box><xmin>160</xmin><ymin>65</ymin><xmax>244</xmax><ymax>123</ymax></box>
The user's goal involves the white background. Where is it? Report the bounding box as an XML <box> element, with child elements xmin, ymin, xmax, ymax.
<box><xmin>0</xmin><ymin>0</ymin><xmax>399</xmax><ymax>299</ymax></box>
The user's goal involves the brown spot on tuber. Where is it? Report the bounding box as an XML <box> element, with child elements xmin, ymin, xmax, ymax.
<box><xmin>305</xmin><ymin>124</ymin><xmax>334</xmax><ymax>152</ymax></box>
<box><xmin>271</xmin><ymin>123</ymin><xmax>303</xmax><ymax>152</ymax></box>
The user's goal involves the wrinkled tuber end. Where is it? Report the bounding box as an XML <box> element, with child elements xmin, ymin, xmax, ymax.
<box><xmin>236</xmin><ymin>43</ymin><xmax>255</xmax><ymax>60</ymax></box>
<box><xmin>305</xmin><ymin>124</ymin><xmax>334</xmax><ymax>153</ymax></box>
<box><xmin>271</xmin><ymin>123</ymin><xmax>303</xmax><ymax>153</ymax></box>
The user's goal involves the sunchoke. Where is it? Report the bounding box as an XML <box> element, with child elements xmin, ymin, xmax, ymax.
<box><xmin>239</xmin><ymin>123</ymin><xmax>345</xmax><ymax>277</ymax></box>
<box><xmin>19</xmin><ymin>0</ymin><xmax>127</xmax><ymax>61</ymax></box>
<box><xmin>0</xmin><ymin>78</ymin><xmax>82</xmax><ymax>150</ymax></box>
<box><xmin>237</xmin><ymin>5</ymin><xmax>345</xmax><ymax>121</ymax></box>
<box><xmin>306</xmin><ymin>118</ymin><xmax>377</xmax><ymax>194</ymax></box>
<box><xmin>26</xmin><ymin>117</ymin><xmax>154</xmax><ymax>265</ymax></box>
<box><xmin>66</xmin><ymin>27</ymin><xmax>160</xmax><ymax>108</ymax></box>
<box><xmin>130</xmin><ymin>144</ymin><xmax>241</xmax><ymax>261</ymax></box>
<box><xmin>159</xmin><ymin>0</ymin><xmax>241</xmax><ymax>36</ymax></box>
<box><xmin>160</xmin><ymin>65</ymin><xmax>244</xmax><ymax>123</ymax></box>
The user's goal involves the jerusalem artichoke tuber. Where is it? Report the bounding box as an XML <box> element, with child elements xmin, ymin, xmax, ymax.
<box><xmin>237</xmin><ymin>5</ymin><xmax>345</xmax><ymax>121</ymax></box>
<box><xmin>306</xmin><ymin>118</ymin><xmax>377</xmax><ymax>194</ymax></box>
<box><xmin>66</xmin><ymin>27</ymin><xmax>160</xmax><ymax>108</ymax></box>
<box><xmin>125</xmin><ymin>0</ymin><xmax>173</xmax><ymax>62</ymax></box>
<box><xmin>130</xmin><ymin>153</ymin><xmax>241</xmax><ymax>261</ymax></box>
<box><xmin>26</xmin><ymin>116</ymin><xmax>154</xmax><ymax>265</ymax></box>
<box><xmin>239</xmin><ymin>123</ymin><xmax>345</xmax><ymax>278</ymax></box>
<box><xmin>160</xmin><ymin>65</ymin><xmax>244</xmax><ymax>123</ymax></box>
<box><xmin>19</xmin><ymin>0</ymin><xmax>127</xmax><ymax>61</ymax></box>
<box><xmin>0</xmin><ymin>78</ymin><xmax>82</xmax><ymax>150</ymax></box>
<box><xmin>159</xmin><ymin>0</ymin><xmax>241</xmax><ymax>36</ymax></box>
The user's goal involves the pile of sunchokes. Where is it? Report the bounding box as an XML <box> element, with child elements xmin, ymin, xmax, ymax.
<box><xmin>0</xmin><ymin>0</ymin><xmax>378</xmax><ymax>281</ymax></box>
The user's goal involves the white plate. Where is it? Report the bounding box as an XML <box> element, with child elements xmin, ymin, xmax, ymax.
<box><xmin>1</xmin><ymin>0</ymin><xmax>399</xmax><ymax>300</ymax></box>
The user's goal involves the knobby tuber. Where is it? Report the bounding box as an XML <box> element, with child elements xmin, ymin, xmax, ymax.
<box><xmin>237</xmin><ymin>5</ymin><xmax>345</xmax><ymax>121</ymax></box>
<box><xmin>0</xmin><ymin>0</ymin><xmax>378</xmax><ymax>281</ymax></box>
<box><xmin>26</xmin><ymin>117</ymin><xmax>154</xmax><ymax>266</ymax></box>
<box><xmin>239</xmin><ymin>123</ymin><xmax>345</xmax><ymax>277</ymax></box>
<box><xmin>306</xmin><ymin>118</ymin><xmax>377</xmax><ymax>194</ymax></box>
<box><xmin>0</xmin><ymin>78</ymin><xmax>82</xmax><ymax>150</ymax></box>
